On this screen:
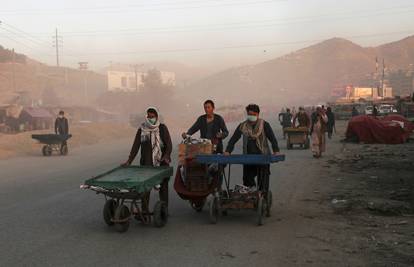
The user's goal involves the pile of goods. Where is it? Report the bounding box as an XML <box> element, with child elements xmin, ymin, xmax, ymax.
<box><xmin>178</xmin><ymin>138</ymin><xmax>213</xmax><ymax>192</ymax></box>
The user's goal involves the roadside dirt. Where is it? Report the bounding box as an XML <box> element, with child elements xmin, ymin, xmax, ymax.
<box><xmin>297</xmin><ymin>121</ymin><xmax>414</xmax><ymax>266</ymax></box>
<box><xmin>0</xmin><ymin>122</ymin><xmax>135</xmax><ymax>160</ymax></box>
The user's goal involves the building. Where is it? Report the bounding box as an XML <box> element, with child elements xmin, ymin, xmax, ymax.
<box><xmin>19</xmin><ymin>107</ymin><xmax>53</xmax><ymax>131</ymax></box>
<box><xmin>107</xmin><ymin>70</ymin><xmax>176</xmax><ymax>92</ymax></box>
<box><xmin>334</xmin><ymin>85</ymin><xmax>393</xmax><ymax>102</ymax></box>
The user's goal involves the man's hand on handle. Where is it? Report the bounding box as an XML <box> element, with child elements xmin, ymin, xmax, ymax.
<box><xmin>121</xmin><ymin>160</ymin><xmax>131</xmax><ymax>167</ymax></box>
<box><xmin>161</xmin><ymin>156</ymin><xmax>171</xmax><ymax>164</ymax></box>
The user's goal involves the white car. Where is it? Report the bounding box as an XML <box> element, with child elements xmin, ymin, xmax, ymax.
<box><xmin>365</xmin><ymin>106</ymin><xmax>373</xmax><ymax>115</ymax></box>
<box><xmin>379</xmin><ymin>104</ymin><xmax>398</xmax><ymax>115</ymax></box>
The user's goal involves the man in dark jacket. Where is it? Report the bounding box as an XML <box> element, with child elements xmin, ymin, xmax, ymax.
<box><xmin>225</xmin><ymin>104</ymin><xmax>280</xmax><ymax>190</ymax></box>
<box><xmin>278</xmin><ymin>108</ymin><xmax>292</xmax><ymax>139</ymax></box>
<box><xmin>182</xmin><ymin>100</ymin><xmax>229</xmax><ymax>153</ymax></box>
<box><xmin>55</xmin><ymin>110</ymin><xmax>69</xmax><ymax>148</ymax></box>
<box><xmin>55</xmin><ymin>110</ymin><xmax>69</xmax><ymax>135</ymax></box>
<box><xmin>351</xmin><ymin>106</ymin><xmax>359</xmax><ymax>117</ymax></box>
<box><xmin>326</xmin><ymin>107</ymin><xmax>335</xmax><ymax>139</ymax></box>
<box><xmin>293</xmin><ymin>107</ymin><xmax>310</xmax><ymax>128</ymax></box>
<box><xmin>123</xmin><ymin>107</ymin><xmax>172</xmax><ymax>211</ymax></box>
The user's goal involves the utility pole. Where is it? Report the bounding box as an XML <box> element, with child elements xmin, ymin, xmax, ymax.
<box><xmin>133</xmin><ymin>64</ymin><xmax>139</xmax><ymax>92</ymax></box>
<box><xmin>53</xmin><ymin>28</ymin><xmax>62</xmax><ymax>67</ymax></box>
<box><xmin>381</xmin><ymin>59</ymin><xmax>385</xmax><ymax>98</ymax></box>
<box><xmin>12</xmin><ymin>48</ymin><xmax>16</xmax><ymax>92</ymax></box>
<box><xmin>78</xmin><ymin>62</ymin><xmax>89</xmax><ymax>105</ymax></box>
<box><xmin>131</xmin><ymin>64</ymin><xmax>143</xmax><ymax>92</ymax></box>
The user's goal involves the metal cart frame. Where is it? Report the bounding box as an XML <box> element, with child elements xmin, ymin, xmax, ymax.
<box><xmin>196</xmin><ymin>154</ymin><xmax>285</xmax><ymax>226</ymax></box>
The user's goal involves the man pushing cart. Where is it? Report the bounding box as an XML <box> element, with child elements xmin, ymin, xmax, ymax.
<box><xmin>195</xmin><ymin>104</ymin><xmax>284</xmax><ymax>225</ymax></box>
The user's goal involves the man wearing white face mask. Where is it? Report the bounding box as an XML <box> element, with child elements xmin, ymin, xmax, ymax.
<box><xmin>122</xmin><ymin>107</ymin><xmax>172</xmax><ymax>212</ymax></box>
<box><xmin>55</xmin><ymin>110</ymin><xmax>69</xmax><ymax>150</ymax></box>
<box><xmin>224</xmin><ymin>104</ymin><xmax>280</xmax><ymax>190</ymax></box>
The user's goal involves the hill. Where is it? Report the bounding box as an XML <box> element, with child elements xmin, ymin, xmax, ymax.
<box><xmin>185</xmin><ymin>36</ymin><xmax>414</xmax><ymax>107</ymax></box>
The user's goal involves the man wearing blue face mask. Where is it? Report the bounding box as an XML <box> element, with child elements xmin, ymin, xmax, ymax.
<box><xmin>122</xmin><ymin>107</ymin><xmax>172</xmax><ymax>212</ymax></box>
<box><xmin>224</xmin><ymin>104</ymin><xmax>280</xmax><ymax>190</ymax></box>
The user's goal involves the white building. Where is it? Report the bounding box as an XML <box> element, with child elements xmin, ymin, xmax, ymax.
<box><xmin>107</xmin><ymin>70</ymin><xmax>176</xmax><ymax>92</ymax></box>
<box><xmin>340</xmin><ymin>86</ymin><xmax>393</xmax><ymax>101</ymax></box>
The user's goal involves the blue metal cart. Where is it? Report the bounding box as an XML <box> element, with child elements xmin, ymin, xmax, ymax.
<box><xmin>196</xmin><ymin>154</ymin><xmax>285</xmax><ymax>225</ymax></box>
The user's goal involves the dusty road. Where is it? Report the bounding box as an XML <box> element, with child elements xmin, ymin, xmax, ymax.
<box><xmin>0</xmin><ymin>123</ymin><xmax>411</xmax><ymax>266</ymax></box>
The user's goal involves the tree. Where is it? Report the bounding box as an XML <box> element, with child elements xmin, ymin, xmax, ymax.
<box><xmin>140</xmin><ymin>68</ymin><xmax>174</xmax><ymax>108</ymax></box>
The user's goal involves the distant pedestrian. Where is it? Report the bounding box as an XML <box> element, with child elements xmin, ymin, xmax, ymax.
<box><xmin>293</xmin><ymin>107</ymin><xmax>310</xmax><ymax>128</ymax></box>
<box><xmin>310</xmin><ymin>106</ymin><xmax>328</xmax><ymax>158</ymax></box>
<box><xmin>55</xmin><ymin>110</ymin><xmax>69</xmax><ymax>150</ymax></box>
<box><xmin>326</xmin><ymin>107</ymin><xmax>335</xmax><ymax>139</ymax></box>
<box><xmin>278</xmin><ymin>108</ymin><xmax>293</xmax><ymax>139</ymax></box>
<box><xmin>372</xmin><ymin>105</ymin><xmax>379</xmax><ymax>117</ymax></box>
<box><xmin>351</xmin><ymin>107</ymin><xmax>359</xmax><ymax>117</ymax></box>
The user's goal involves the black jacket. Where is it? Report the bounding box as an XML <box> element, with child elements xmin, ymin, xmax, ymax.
<box><xmin>225</xmin><ymin>121</ymin><xmax>279</xmax><ymax>154</ymax></box>
<box><xmin>187</xmin><ymin>114</ymin><xmax>229</xmax><ymax>153</ymax></box>
<box><xmin>128</xmin><ymin>124</ymin><xmax>172</xmax><ymax>166</ymax></box>
<box><xmin>55</xmin><ymin>117</ymin><xmax>69</xmax><ymax>135</ymax></box>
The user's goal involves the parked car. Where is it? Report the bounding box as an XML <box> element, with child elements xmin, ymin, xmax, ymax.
<box><xmin>365</xmin><ymin>106</ymin><xmax>373</xmax><ymax>115</ymax></box>
<box><xmin>379</xmin><ymin>104</ymin><xmax>398</xmax><ymax>115</ymax></box>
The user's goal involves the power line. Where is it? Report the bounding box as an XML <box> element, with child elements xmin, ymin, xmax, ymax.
<box><xmin>0</xmin><ymin>0</ymin><xmax>283</xmax><ymax>12</ymax></box>
<box><xmin>61</xmin><ymin>8</ymin><xmax>414</xmax><ymax>38</ymax></box>
<box><xmin>59</xmin><ymin>30</ymin><xmax>414</xmax><ymax>56</ymax></box>
<box><xmin>11</xmin><ymin>5</ymin><xmax>414</xmax><ymax>38</ymax></box>
<box><xmin>0</xmin><ymin>0</ymin><xmax>285</xmax><ymax>15</ymax></box>
<box><xmin>0</xmin><ymin>20</ymin><xmax>50</xmax><ymax>46</ymax></box>
<box><xmin>0</xmin><ymin>20</ymin><xmax>85</xmax><ymax>60</ymax></box>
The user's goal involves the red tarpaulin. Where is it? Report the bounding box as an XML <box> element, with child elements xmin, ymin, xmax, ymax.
<box><xmin>346</xmin><ymin>115</ymin><xmax>414</xmax><ymax>144</ymax></box>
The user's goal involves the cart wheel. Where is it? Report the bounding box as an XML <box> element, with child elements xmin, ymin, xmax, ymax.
<box><xmin>265</xmin><ymin>191</ymin><xmax>273</xmax><ymax>217</ymax></box>
<box><xmin>257</xmin><ymin>196</ymin><xmax>265</xmax><ymax>226</ymax></box>
<box><xmin>153</xmin><ymin>201</ymin><xmax>168</xmax><ymax>228</ymax></box>
<box><xmin>209</xmin><ymin>196</ymin><xmax>219</xmax><ymax>224</ymax></box>
<box><xmin>60</xmin><ymin>145</ymin><xmax>68</xmax><ymax>155</ymax></box>
<box><xmin>114</xmin><ymin>205</ymin><xmax>130</xmax><ymax>233</ymax></box>
<box><xmin>305</xmin><ymin>137</ymin><xmax>310</xmax><ymax>149</ymax></box>
<box><xmin>103</xmin><ymin>199</ymin><xmax>117</xmax><ymax>226</ymax></box>
<box><xmin>42</xmin><ymin>145</ymin><xmax>52</xmax><ymax>156</ymax></box>
<box><xmin>191</xmin><ymin>199</ymin><xmax>205</xmax><ymax>212</ymax></box>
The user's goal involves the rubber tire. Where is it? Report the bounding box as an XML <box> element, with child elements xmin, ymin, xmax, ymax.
<box><xmin>257</xmin><ymin>196</ymin><xmax>265</xmax><ymax>226</ymax></box>
<box><xmin>265</xmin><ymin>191</ymin><xmax>273</xmax><ymax>217</ymax></box>
<box><xmin>286</xmin><ymin>140</ymin><xmax>291</xmax><ymax>150</ymax></box>
<box><xmin>209</xmin><ymin>196</ymin><xmax>219</xmax><ymax>224</ymax></box>
<box><xmin>42</xmin><ymin>145</ymin><xmax>52</xmax><ymax>156</ymax></box>
<box><xmin>114</xmin><ymin>205</ymin><xmax>130</xmax><ymax>233</ymax></box>
<box><xmin>305</xmin><ymin>137</ymin><xmax>310</xmax><ymax>149</ymax></box>
<box><xmin>60</xmin><ymin>145</ymin><xmax>68</xmax><ymax>156</ymax></box>
<box><xmin>103</xmin><ymin>199</ymin><xmax>117</xmax><ymax>226</ymax></box>
<box><xmin>191</xmin><ymin>200</ymin><xmax>205</xmax><ymax>212</ymax></box>
<box><xmin>153</xmin><ymin>201</ymin><xmax>168</xmax><ymax>228</ymax></box>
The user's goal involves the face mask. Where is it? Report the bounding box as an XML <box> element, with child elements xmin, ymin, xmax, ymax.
<box><xmin>59</xmin><ymin>115</ymin><xmax>64</xmax><ymax>118</ymax></box>
<box><xmin>247</xmin><ymin>115</ymin><xmax>257</xmax><ymax>122</ymax></box>
<box><xmin>147</xmin><ymin>118</ymin><xmax>157</xmax><ymax>125</ymax></box>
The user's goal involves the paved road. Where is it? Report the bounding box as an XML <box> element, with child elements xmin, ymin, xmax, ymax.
<box><xmin>0</xmin><ymin>127</ymin><xmax>350</xmax><ymax>266</ymax></box>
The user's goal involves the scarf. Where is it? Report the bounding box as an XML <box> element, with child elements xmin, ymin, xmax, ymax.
<box><xmin>140</xmin><ymin>108</ymin><xmax>162</xmax><ymax>166</ymax></box>
<box><xmin>239</xmin><ymin>118</ymin><xmax>270</xmax><ymax>154</ymax></box>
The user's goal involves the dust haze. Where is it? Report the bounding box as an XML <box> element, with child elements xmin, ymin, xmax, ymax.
<box><xmin>1</xmin><ymin>1</ymin><xmax>414</xmax><ymax>265</ymax></box>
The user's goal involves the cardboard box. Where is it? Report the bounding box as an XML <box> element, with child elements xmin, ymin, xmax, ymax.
<box><xmin>178</xmin><ymin>143</ymin><xmax>212</xmax><ymax>165</ymax></box>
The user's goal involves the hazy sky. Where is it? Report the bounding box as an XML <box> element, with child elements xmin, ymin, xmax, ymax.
<box><xmin>1</xmin><ymin>0</ymin><xmax>414</xmax><ymax>70</ymax></box>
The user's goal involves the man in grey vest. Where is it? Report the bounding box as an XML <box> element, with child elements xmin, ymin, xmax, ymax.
<box><xmin>224</xmin><ymin>104</ymin><xmax>280</xmax><ymax>190</ymax></box>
